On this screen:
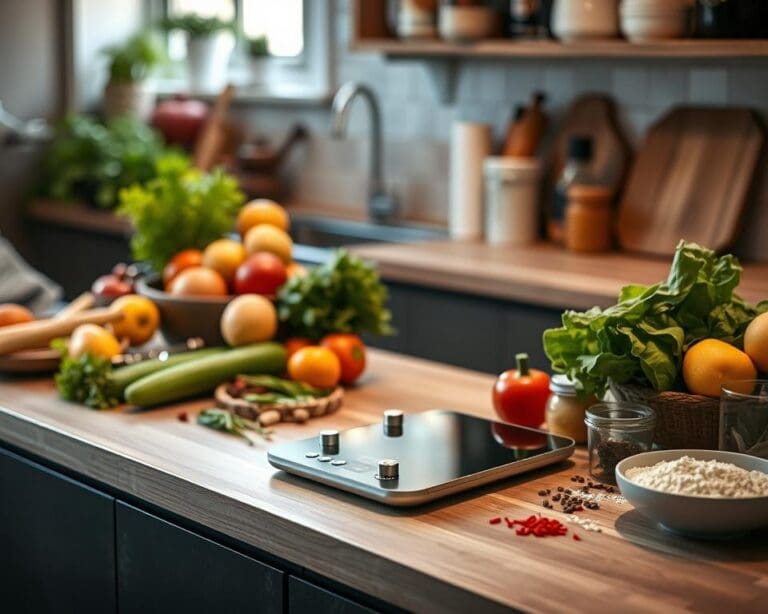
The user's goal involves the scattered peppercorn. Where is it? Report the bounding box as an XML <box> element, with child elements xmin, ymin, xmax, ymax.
<box><xmin>177</xmin><ymin>412</ymin><xmax>189</xmax><ymax>422</ymax></box>
<box><xmin>489</xmin><ymin>517</ymin><xmax>502</xmax><ymax>525</ymax></box>
<box><xmin>573</xmin><ymin>533</ymin><xmax>582</xmax><ymax>541</ymax></box>
<box><xmin>538</xmin><ymin>489</ymin><xmax>548</xmax><ymax>496</ymax></box>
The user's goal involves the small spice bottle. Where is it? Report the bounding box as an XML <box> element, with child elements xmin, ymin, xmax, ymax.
<box><xmin>585</xmin><ymin>402</ymin><xmax>655</xmax><ymax>483</ymax></box>
<box><xmin>545</xmin><ymin>375</ymin><xmax>595</xmax><ymax>444</ymax></box>
<box><xmin>564</xmin><ymin>184</ymin><xmax>614</xmax><ymax>253</ymax></box>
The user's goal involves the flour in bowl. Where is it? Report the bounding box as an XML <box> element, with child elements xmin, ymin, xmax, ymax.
<box><xmin>625</xmin><ymin>456</ymin><xmax>768</xmax><ymax>498</ymax></box>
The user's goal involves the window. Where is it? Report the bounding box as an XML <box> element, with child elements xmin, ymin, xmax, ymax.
<box><xmin>157</xmin><ymin>0</ymin><xmax>328</xmax><ymax>101</ymax></box>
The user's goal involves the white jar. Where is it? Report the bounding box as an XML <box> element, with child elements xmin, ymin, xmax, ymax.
<box><xmin>483</xmin><ymin>157</ymin><xmax>541</xmax><ymax>246</ymax></box>
<box><xmin>551</xmin><ymin>0</ymin><xmax>620</xmax><ymax>41</ymax></box>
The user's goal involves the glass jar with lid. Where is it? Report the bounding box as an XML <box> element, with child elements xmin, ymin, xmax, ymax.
<box><xmin>585</xmin><ymin>402</ymin><xmax>655</xmax><ymax>483</ymax></box>
<box><xmin>545</xmin><ymin>374</ymin><xmax>594</xmax><ymax>444</ymax></box>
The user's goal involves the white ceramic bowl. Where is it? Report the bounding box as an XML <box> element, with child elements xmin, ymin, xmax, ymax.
<box><xmin>552</xmin><ymin>0</ymin><xmax>620</xmax><ymax>42</ymax></box>
<box><xmin>616</xmin><ymin>449</ymin><xmax>768</xmax><ymax>538</ymax></box>
<box><xmin>620</xmin><ymin>6</ymin><xmax>688</xmax><ymax>41</ymax></box>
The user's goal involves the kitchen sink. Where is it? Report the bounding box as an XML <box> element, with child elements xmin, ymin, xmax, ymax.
<box><xmin>290</xmin><ymin>214</ymin><xmax>447</xmax><ymax>249</ymax></box>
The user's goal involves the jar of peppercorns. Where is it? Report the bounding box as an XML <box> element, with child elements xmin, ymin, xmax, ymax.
<box><xmin>584</xmin><ymin>402</ymin><xmax>655</xmax><ymax>483</ymax></box>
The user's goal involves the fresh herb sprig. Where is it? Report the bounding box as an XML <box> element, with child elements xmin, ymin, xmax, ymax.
<box><xmin>197</xmin><ymin>408</ymin><xmax>272</xmax><ymax>445</ymax></box>
<box><xmin>53</xmin><ymin>340</ymin><xmax>119</xmax><ymax>409</ymax></box>
<box><xmin>277</xmin><ymin>249</ymin><xmax>394</xmax><ymax>341</ymax></box>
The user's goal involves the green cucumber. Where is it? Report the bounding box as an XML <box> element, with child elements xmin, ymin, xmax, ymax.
<box><xmin>124</xmin><ymin>343</ymin><xmax>287</xmax><ymax>407</ymax></box>
<box><xmin>112</xmin><ymin>348</ymin><xmax>226</xmax><ymax>395</ymax></box>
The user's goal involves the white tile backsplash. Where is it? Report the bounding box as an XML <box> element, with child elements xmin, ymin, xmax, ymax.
<box><xmin>247</xmin><ymin>0</ymin><xmax>768</xmax><ymax>257</ymax></box>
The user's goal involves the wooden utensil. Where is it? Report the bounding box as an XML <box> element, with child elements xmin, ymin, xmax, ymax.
<box><xmin>547</xmin><ymin>94</ymin><xmax>632</xmax><ymax>201</ymax></box>
<box><xmin>55</xmin><ymin>292</ymin><xmax>95</xmax><ymax>319</ymax></box>
<box><xmin>193</xmin><ymin>84</ymin><xmax>236</xmax><ymax>172</ymax></box>
<box><xmin>617</xmin><ymin>106</ymin><xmax>765</xmax><ymax>256</ymax></box>
<box><xmin>0</xmin><ymin>307</ymin><xmax>124</xmax><ymax>356</ymax></box>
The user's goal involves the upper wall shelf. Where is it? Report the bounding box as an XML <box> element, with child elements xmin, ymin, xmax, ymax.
<box><xmin>351</xmin><ymin>38</ymin><xmax>768</xmax><ymax>60</ymax></box>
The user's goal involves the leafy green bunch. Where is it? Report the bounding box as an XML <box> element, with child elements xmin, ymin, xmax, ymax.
<box><xmin>118</xmin><ymin>154</ymin><xmax>244</xmax><ymax>272</ymax></box>
<box><xmin>103</xmin><ymin>33</ymin><xmax>165</xmax><ymax>84</ymax></box>
<box><xmin>277</xmin><ymin>249</ymin><xmax>394</xmax><ymax>341</ymax></box>
<box><xmin>43</xmin><ymin>114</ymin><xmax>170</xmax><ymax>209</ymax></box>
<box><xmin>543</xmin><ymin>241</ymin><xmax>768</xmax><ymax>397</ymax></box>
<box><xmin>52</xmin><ymin>340</ymin><xmax>119</xmax><ymax>410</ymax></box>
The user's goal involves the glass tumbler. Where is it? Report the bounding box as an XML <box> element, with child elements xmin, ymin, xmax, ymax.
<box><xmin>720</xmin><ymin>380</ymin><xmax>768</xmax><ymax>459</ymax></box>
<box><xmin>584</xmin><ymin>402</ymin><xmax>655</xmax><ymax>483</ymax></box>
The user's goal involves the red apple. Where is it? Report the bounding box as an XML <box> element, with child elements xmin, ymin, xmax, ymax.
<box><xmin>91</xmin><ymin>274</ymin><xmax>133</xmax><ymax>305</ymax></box>
<box><xmin>234</xmin><ymin>252</ymin><xmax>287</xmax><ymax>296</ymax></box>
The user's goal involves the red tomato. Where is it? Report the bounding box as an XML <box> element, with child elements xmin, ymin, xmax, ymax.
<box><xmin>163</xmin><ymin>249</ymin><xmax>204</xmax><ymax>287</ymax></box>
<box><xmin>492</xmin><ymin>353</ymin><xmax>550</xmax><ymax>428</ymax></box>
<box><xmin>233</xmin><ymin>252</ymin><xmax>287</xmax><ymax>296</ymax></box>
<box><xmin>320</xmin><ymin>333</ymin><xmax>366</xmax><ymax>385</ymax></box>
<box><xmin>284</xmin><ymin>337</ymin><xmax>313</xmax><ymax>358</ymax></box>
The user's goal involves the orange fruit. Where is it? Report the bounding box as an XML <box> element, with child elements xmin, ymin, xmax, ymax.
<box><xmin>682</xmin><ymin>339</ymin><xmax>757</xmax><ymax>397</ymax></box>
<box><xmin>0</xmin><ymin>304</ymin><xmax>34</xmax><ymax>327</ymax></box>
<box><xmin>163</xmin><ymin>249</ymin><xmax>203</xmax><ymax>287</ymax></box>
<box><xmin>68</xmin><ymin>324</ymin><xmax>121</xmax><ymax>360</ymax></box>
<box><xmin>244</xmin><ymin>224</ymin><xmax>293</xmax><ymax>264</ymax></box>
<box><xmin>109</xmin><ymin>295</ymin><xmax>160</xmax><ymax>346</ymax></box>
<box><xmin>168</xmin><ymin>267</ymin><xmax>228</xmax><ymax>297</ymax></box>
<box><xmin>285</xmin><ymin>262</ymin><xmax>307</xmax><ymax>278</ymax></box>
<box><xmin>237</xmin><ymin>199</ymin><xmax>290</xmax><ymax>236</ymax></box>
<box><xmin>287</xmin><ymin>346</ymin><xmax>341</xmax><ymax>389</ymax></box>
<box><xmin>202</xmin><ymin>239</ymin><xmax>246</xmax><ymax>284</ymax></box>
<box><xmin>744</xmin><ymin>312</ymin><xmax>768</xmax><ymax>373</ymax></box>
<box><xmin>220</xmin><ymin>295</ymin><xmax>277</xmax><ymax>346</ymax></box>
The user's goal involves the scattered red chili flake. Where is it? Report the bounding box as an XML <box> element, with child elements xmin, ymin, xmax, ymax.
<box><xmin>489</xmin><ymin>517</ymin><xmax>502</xmax><ymax>525</ymax></box>
<box><xmin>573</xmin><ymin>534</ymin><xmax>582</xmax><ymax>541</ymax></box>
<box><xmin>177</xmin><ymin>412</ymin><xmax>189</xmax><ymax>422</ymax></box>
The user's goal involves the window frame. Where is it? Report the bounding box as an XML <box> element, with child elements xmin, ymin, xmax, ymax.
<box><xmin>149</xmin><ymin>0</ymin><xmax>333</xmax><ymax>105</ymax></box>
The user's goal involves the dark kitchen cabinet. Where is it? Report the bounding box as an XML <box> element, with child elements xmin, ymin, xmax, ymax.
<box><xmin>0</xmin><ymin>447</ymin><xmax>117</xmax><ymax>614</ymax></box>
<box><xmin>369</xmin><ymin>282</ymin><xmax>562</xmax><ymax>374</ymax></box>
<box><xmin>115</xmin><ymin>502</ymin><xmax>283</xmax><ymax>614</ymax></box>
<box><xmin>288</xmin><ymin>576</ymin><xmax>377</xmax><ymax>614</ymax></box>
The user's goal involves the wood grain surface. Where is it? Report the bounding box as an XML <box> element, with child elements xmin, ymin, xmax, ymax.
<box><xmin>617</xmin><ymin>107</ymin><xmax>765</xmax><ymax>256</ymax></box>
<box><xmin>0</xmin><ymin>350</ymin><xmax>767</xmax><ymax>613</ymax></box>
<box><xmin>351</xmin><ymin>241</ymin><xmax>768</xmax><ymax>310</ymax></box>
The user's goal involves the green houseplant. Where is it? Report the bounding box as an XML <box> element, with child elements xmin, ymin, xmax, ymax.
<box><xmin>163</xmin><ymin>15</ymin><xmax>235</xmax><ymax>93</ymax></box>
<box><xmin>102</xmin><ymin>33</ymin><xmax>164</xmax><ymax>119</ymax></box>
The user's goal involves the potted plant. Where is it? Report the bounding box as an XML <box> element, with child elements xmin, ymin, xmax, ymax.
<box><xmin>247</xmin><ymin>35</ymin><xmax>270</xmax><ymax>85</ymax></box>
<box><xmin>164</xmin><ymin>15</ymin><xmax>235</xmax><ymax>93</ymax></box>
<box><xmin>103</xmin><ymin>33</ymin><xmax>164</xmax><ymax>120</ymax></box>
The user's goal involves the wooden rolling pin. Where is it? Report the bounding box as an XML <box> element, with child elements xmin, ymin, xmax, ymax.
<box><xmin>0</xmin><ymin>307</ymin><xmax>123</xmax><ymax>355</ymax></box>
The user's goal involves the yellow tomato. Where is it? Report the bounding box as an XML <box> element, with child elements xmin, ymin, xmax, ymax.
<box><xmin>287</xmin><ymin>346</ymin><xmax>341</xmax><ymax>389</ymax></box>
<box><xmin>110</xmin><ymin>295</ymin><xmax>160</xmax><ymax>346</ymax></box>
<box><xmin>69</xmin><ymin>324</ymin><xmax>122</xmax><ymax>360</ymax></box>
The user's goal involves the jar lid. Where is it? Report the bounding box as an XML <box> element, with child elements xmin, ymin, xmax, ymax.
<box><xmin>584</xmin><ymin>402</ymin><xmax>656</xmax><ymax>430</ymax></box>
<box><xmin>550</xmin><ymin>373</ymin><xmax>577</xmax><ymax>396</ymax></box>
<box><xmin>483</xmin><ymin>156</ymin><xmax>541</xmax><ymax>179</ymax></box>
<box><xmin>567</xmin><ymin>184</ymin><xmax>613</xmax><ymax>203</ymax></box>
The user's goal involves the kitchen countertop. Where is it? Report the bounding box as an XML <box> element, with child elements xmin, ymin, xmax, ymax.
<box><xmin>351</xmin><ymin>241</ymin><xmax>768</xmax><ymax>310</ymax></box>
<box><xmin>0</xmin><ymin>349</ymin><xmax>766</xmax><ymax>612</ymax></box>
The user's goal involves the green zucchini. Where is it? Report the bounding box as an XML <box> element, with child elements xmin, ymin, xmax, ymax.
<box><xmin>112</xmin><ymin>347</ymin><xmax>226</xmax><ymax>395</ymax></box>
<box><xmin>124</xmin><ymin>343</ymin><xmax>287</xmax><ymax>407</ymax></box>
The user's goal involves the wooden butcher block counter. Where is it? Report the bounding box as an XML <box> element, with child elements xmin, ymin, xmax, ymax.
<box><xmin>0</xmin><ymin>350</ymin><xmax>766</xmax><ymax>613</ymax></box>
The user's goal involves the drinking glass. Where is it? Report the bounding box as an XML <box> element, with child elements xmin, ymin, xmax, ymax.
<box><xmin>720</xmin><ymin>380</ymin><xmax>768</xmax><ymax>459</ymax></box>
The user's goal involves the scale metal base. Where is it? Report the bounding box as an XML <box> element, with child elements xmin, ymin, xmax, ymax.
<box><xmin>268</xmin><ymin>410</ymin><xmax>575</xmax><ymax>506</ymax></box>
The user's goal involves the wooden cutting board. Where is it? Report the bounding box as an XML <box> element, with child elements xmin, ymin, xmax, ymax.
<box><xmin>617</xmin><ymin>107</ymin><xmax>765</xmax><ymax>256</ymax></box>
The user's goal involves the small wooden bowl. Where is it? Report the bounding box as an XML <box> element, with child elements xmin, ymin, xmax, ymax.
<box><xmin>214</xmin><ymin>383</ymin><xmax>344</xmax><ymax>423</ymax></box>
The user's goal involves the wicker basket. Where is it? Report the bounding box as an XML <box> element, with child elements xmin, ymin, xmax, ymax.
<box><xmin>609</xmin><ymin>382</ymin><xmax>720</xmax><ymax>450</ymax></box>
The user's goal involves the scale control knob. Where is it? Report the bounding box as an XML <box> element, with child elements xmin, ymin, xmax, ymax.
<box><xmin>320</xmin><ymin>429</ymin><xmax>339</xmax><ymax>454</ymax></box>
<box><xmin>377</xmin><ymin>459</ymin><xmax>399</xmax><ymax>481</ymax></box>
<box><xmin>383</xmin><ymin>409</ymin><xmax>404</xmax><ymax>428</ymax></box>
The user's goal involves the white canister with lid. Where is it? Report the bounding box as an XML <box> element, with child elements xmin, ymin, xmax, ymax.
<box><xmin>483</xmin><ymin>157</ymin><xmax>541</xmax><ymax>245</ymax></box>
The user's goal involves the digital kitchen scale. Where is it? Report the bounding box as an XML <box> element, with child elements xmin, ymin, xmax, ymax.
<box><xmin>268</xmin><ymin>410</ymin><xmax>575</xmax><ymax>506</ymax></box>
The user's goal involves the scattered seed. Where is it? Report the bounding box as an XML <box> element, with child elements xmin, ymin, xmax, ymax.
<box><xmin>573</xmin><ymin>533</ymin><xmax>582</xmax><ymax>541</ymax></box>
<box><xmin>177</xmin><ymin>412</ymin><xmax>189</xmax><ymax>422</ymax></box>
<box><xmin>489</xmin><ymin>517</ymin><xmax>502</xmax><ymax>525</ymax></box>
<box><xmin>259</xmin><ymin>410</ymin><xmax>281</xmax><ymax>427</ymax></box>
<box><xmin>538</xmin><ymin>489</ymin><xmax>548</xmax><ymax>496</ymax></box>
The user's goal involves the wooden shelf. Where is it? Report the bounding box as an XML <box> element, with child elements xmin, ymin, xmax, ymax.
<box><xmin>352</xmin><ymin>38</ymin><xmax>768</xmax><ymax>60</ymax></box>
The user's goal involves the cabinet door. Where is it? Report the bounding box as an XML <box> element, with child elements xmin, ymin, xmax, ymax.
<box><xmin>116</xmin><ymin>502</ymin><xmax>283</xmax><ymax>614</ymax></box>
<box><xmin>501</xmin><ymin>303</ymin><xmax>563</xmax><ymax>371</ymax></box>
<box><xmin>0</xmin><ymin>447</ymin><xmax>116</xmax><ymax>614</ymax></box>
<box><xmin>288</xmin><ymin>576</ymin><xmax>377</xmax><ymax>614</ymax></box>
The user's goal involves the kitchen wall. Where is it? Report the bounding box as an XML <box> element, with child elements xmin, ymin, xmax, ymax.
<box><xmin>242</xmin><ymin>0</ymin><xmax>768</xmax><ymax>260</ymax></box>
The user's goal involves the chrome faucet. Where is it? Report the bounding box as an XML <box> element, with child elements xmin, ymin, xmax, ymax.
<box><xmin>330</xmin><ymin>82</ymin><xmax>398</xmax><ymax>223</ymax></box>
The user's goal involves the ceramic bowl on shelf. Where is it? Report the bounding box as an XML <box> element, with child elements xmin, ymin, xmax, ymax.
<box><xmin>551</xmin><ymin>0</ymin><xmax>620</xmax><ymax>42</ymax></box>
<box><xmin>616</xmin><ymin>449</ymin><xmax>768</xmax><ymax>538</ymax></box>
<box><xmin>136</xmin><ymin>276</ymin><xmax>233</xmax><ymax>346</ymax></box>
<box><xmin>620</xmin><ymin>0</ymin><xmax>690</xmax><ymax>41</ymax></box>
